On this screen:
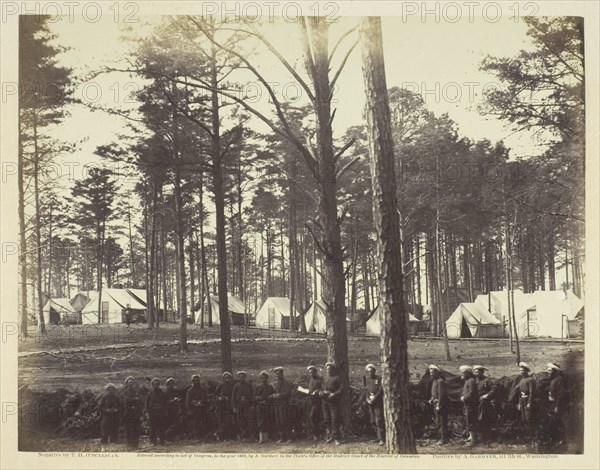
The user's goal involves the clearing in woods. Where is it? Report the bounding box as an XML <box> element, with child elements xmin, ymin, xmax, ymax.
<box><xmin>17</xmin><ymin>325</ymin><xmax>584</xmax><ymax>454</ymax></box>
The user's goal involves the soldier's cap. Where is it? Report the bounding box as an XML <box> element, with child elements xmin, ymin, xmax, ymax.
<box><xmin>473</xmin><ymin>365</ymin><xmax>486</xmax><ymax>371</ymax></box>
<box><xmin>518</xmin><ymin>362</ymin><xmax>531</xmax><ymax>371</ymax></box>
<box><xmin>125</xmin><ymin>376</ymin><xmax>135</xmax><ymax>384</ymax></box>
<box><xmin>325</xmin><ymin>362</ymin><xmax>336</xmax><ymax>367</ymax></box>
<box><xmin>191</xmin><ymin>374</ymin><xmax>201</xmax><ymax>381</ymax></box>
<box><xmin>105</xmin><ymin>383</ymin><xmax>117</xmax><ymax>390</ymax></box>
<box><xmin>546</xmin><ymin>362</ymin><xmax>560</xmax><ymax>371</ymax></box>
<box><xmin>237</xmin><ymin>371</ymin><xmax>247</xmax><ymax>376</ymax></box>
<box><xmin>222</xmin><ymin>371</ymin><xmax>233</xmax><ymax>378</ymax></box>
<box><xmin>365</xmin><ymin>363</ymin><xmax>377</xmax><ymax>372</ymax></box>
<box><xmin>428</xmin><ymin>364</ymin><xmax>440</xmax><ymax>371</ymax></box>
<box><xmin>151</xmin><ymin>377</ymin><xmax>160</xmax><ymax>384</ymax></box>
<box><xmin>273</xmin><ymin>367</ymin><xmax>284</xmax><ymax>373</ymax></box>
<box><xmin>166</xmin><ymin>377</ymin><xmax>176</xmax><ymax>385</ymax></box>
<box><xmin>307</xmin><ymin>365</ymin><xmax>318</xmax><ymax>372</ymax></box>
<box><xmin>260</xmin><ymin>370</ymin><xmax>269</xmax><ymax>377</ymax></box>
<box><xmin>459</xmin><ymin>365</ymin><xmax>473</xmax><ymax>374</ymax></box>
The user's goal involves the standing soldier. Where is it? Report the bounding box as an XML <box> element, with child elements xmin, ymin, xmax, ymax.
<box><xmin>121</xmin><ymin>376</ymin><xmax>144</xmax><ymax>450</ymax></box>
<box><xmin>254</xmin><ymin>370</ymin><xmax>275</xmax><ymax>444</ymax></box>
<box><xmin>321</xmin><ymin>362</ymin><xmax>343</xmax><ymax>446</ymax></box>
<box><xmin>232</xmin><ymin>371</ymin><xmax>255</xmax><ymax>441</ymax></box>
<box><xmin>272</xmin><ymin>366</ymin><xmax>294</xmax><ymax>443</ymax></box>
<box><xmin>459</xmin><ymin>365</ymin><xmax>479</xmax><ymax>445</ymax></box>
<box><xmin>214</xmin><ymin>372</ymin><xmax>235</xmax><ymax>441</ymax></box>
<box><xmin>364</xmin><ymin>364</ymin><xmax>385</xmax><ymax>446</ymax></box>
<box><xmin>307</xmin><ymin>365</ymin><xmax>323</xmax><ymax>441</ymax></box>
<box><xmin>145</xmin><ymin>377</ymin><xmax>167</xmax><ymax>446</ymax></box>
<box><xmin>473</xmin><ymin>365</ymin><xmax>498</xmax><ymax>439</ymax></box>
<box><xmin>429</xmin><ymin>365</ymin><xmax>449</xmax><ymax>445</ymax></box>
<box><xmin>516</xmin><ymin>362</ymin><xmax>537</xmax><ymax>438</ymax></box>
<box><xmin>98</xmin><ymin>383</ymin><xmax>121</xmax><ymax>449</ymax></box>
<box><xmin>164</xmin><ymin>377</ymin><xmax>182</xmax><ymax>439</ymax></box>
<box><xmin>544</xmin><ymin>362</ymin><xmax>566</xmax><ymax>447</ymax></box>
<box><xmin>185</xmin><ymin>374</ymin><xmax>208</xmax><ymax>442</ymax></box>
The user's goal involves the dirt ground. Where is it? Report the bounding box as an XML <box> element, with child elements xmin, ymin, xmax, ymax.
<box><xmin>17</xmin><ymin>329</ymin><xmax>584</xmax><ymax>454</ymax></box>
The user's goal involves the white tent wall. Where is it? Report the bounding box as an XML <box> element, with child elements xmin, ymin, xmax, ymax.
<box><xmin>43</xmin><ymin>298</ymin><xmax>75</xmax><ymax>324</ymax></box>
<box><xmin>365</xmin><ymin>305</ymin><xmax>420</xmax><ymax>336</ymax></box>
<box><xmin>517</xmin><ymin>289</ymin><xmax>584</xmax><ymax>338</ymax></box>
<box><xmin>255</xmin><ymin>297</ymin><xmax>298</xmax><ymax>329</ymax></box>
<box><xmin>195</xmin><ymin>295</ymin><xmax>246</xmax><ymax>326</ymax></box>
<box><xmin>446</xmin><ymin>303</ymin><xmax>503</xmax><ymax>339</ymax></box>
<box><xmin>303</xmin><ymin>300</ymin><xmax>327</xmax><ymax>334</ymax></box>
<box><xmin>81</xmin><ymin>288</ymin><xmax>146</xmax><ymax>324</ymax></box>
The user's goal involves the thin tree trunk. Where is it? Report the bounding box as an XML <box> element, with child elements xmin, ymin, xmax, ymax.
<box><xmin>18</xmin><ymin>106</ymin><xmax>28</xmax><ymax>336</ymax></box>
<box><xmin>33</xmin><ymin>114</ymin><xmax>46</xmax><ymax>334</ymax></box>
<box><xmin>173</xmin><ymin>170</ymin><xmax>188</xmax><ymax>351</ymax></box>
<box><xmin>360</xmin><ymin>17</ymin><xmax>416</xmax><ymax>453</ymax></box>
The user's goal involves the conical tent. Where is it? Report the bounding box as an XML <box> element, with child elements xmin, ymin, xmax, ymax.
<box><xmin>446</xmin><ymin>302</ymin><xmax>503</xmax><ymax>338</ymax></box>
<box><xmin>365</xmin><ymin>305</ymin><xmax>421</xmax><ymax>336</ymax></box>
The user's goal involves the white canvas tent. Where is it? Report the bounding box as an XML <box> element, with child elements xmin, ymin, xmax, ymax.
<box><xmin>304</xmin><ymin>300</ymin><xmax>327</xmax><ymax>333</ymax></box>
<box><xmin>43</xmin><ymin>298</ymin><xmax>76</xmax><ymax>324</ymax></box>
<box><xmin>516</xmin><ymin>289</ymin><xmax>584</xmax><ymax>338</ymax></box>
<box><xmin>446</xmin><ymin>302</ymin><xmax>504</xmax><ymax>339</ymax></box>
<box><xmin>194</xmin><ymin>294</ymin><xmax>246</xmax><ymax>326</ymax></box>
<box><xmin>81</xmin><ymin>288</ymin><xmax>147</xmax><ymax>324</ymax></box>
<box><xmin>255</xmin><ymin>297</ymin><xmax>299</xmax><ymax>329</ymax></box>
<box><xmin>365</xmin><ymin>305</ymin><xmax>421</xmax><ymax>336</ymax></box>
<box><xmin>474</xmin><ymin>290</ymin><xmax>531</xmax><ymax>325</ymax></box>
<box><xmin>303</xmin><ymin>300</ymin><xmax>355</xmax><ymax>334</ymax></box>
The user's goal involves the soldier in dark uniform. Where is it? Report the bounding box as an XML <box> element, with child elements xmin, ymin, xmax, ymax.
<box><xmin>98</xmin><ymin>383</ymin><xmax>121</xmax><ymax>448</ymax></box>
<box><xmin>364</xmin><ymin>363</ymin><xmax>385</xmax><ymax>446</ymax></box>
<box><xmin>232</xmin><ymin>371</ymin><xmax>255</xmax><ymax>441</ymax></box>
<box><xmin>307</xmin><ymin>365</ymin><xmax>323</xmax><ymax>441</ymax></box>
<box><xmin>164</xmin><ymin>377</ymin><xmax>182</xmax><ymax>439</ymax></box>
<box><xmin>460</xmin><ymin>365</ymin><xmax>479</xmax><ymax>445</ymax></box>
<box><xmin>429</xmin><ymin>365</ymin><xmax>449</xmax><ymax>445</ymax></box>
<box><xmin>544</xmin><ymin>362</ymin><xmax>566</xmax><ymax>446</ymax></box>
<box><xmin>214</xmin><ymin>371</ymin><xmax>235</xmax><ymax>441</ymax></box>
<box><xmin>145</xmin><ymin>377</ymin><xmax>167</xmax><ymax>446</ymax></box>
<box><xmin>185</xmin><ymin>374</ymin><xmax>208</xmax><ymax>442</ymax></box>
<box><xmin>254</xmin><ymin>370</ymin><xmax>275</xmax><ymax>444</ymax></box>
<box><xmin>272</xmin><ymin>366</ymin><xmax>294</xmax><ymax>443</ymax></box>
<box><xmin>473</xmin><ymin>365</ymin><xmax>498</xmax><ymax>438</ymax></box>
<box><xmin>121</xmin><ymin>376</ymin><xmax>144</xmax><ymax>450</ymax></box>
<box><xmin>516</xmin><ymin>362</ymin><xmax>537</xmax><ymax>437</ymax></box>
<box><xmin>321</xmin><ymin>362</ymin><xmax>343</xmax><ymax>446</ymax></box>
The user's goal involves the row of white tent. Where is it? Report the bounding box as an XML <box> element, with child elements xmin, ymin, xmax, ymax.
<box><xmin>446</xmin><ymin>289</ymin><xmax>584</xmax><ymax>339</ymax></box>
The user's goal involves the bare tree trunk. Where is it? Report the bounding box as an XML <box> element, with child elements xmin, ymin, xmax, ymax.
<box><xmin>199</xmin><ymin>173</ymin><xmax>212</xmax><ymax>327</ymax></box>
<box><xmin>33</xmin><ymin>115</ymin><xmax>46</xmax><ymax>334</ymax></box>
<box><xmin>173</xmin><ymin>170</ymin><xmax>188</xmax><ymax>352</ymax></box>
<box><xmin>18</xmin><ymin>107</ymin><xmax>29</xmax><ymax>336</ymax></box>
<box><xmin>360</xmin><ymin>17</ymin><xmax>416</xmax><ymax>453</ymax></box>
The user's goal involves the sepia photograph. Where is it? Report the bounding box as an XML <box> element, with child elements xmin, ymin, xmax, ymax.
<box><xmin>1</xmin><ymin>1</ymin><xmax>598</xmax><ymax>468</ymax></box>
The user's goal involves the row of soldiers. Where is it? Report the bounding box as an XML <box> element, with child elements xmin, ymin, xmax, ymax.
<box><xmin>429</xmin><ymin>361</ymin><xmax>566</xmax><ymax>446</ymax></box>
<box><xmin>97</xmin><ymin>362</ymin><xmax>355</xmax><ymax>449</ymax></box>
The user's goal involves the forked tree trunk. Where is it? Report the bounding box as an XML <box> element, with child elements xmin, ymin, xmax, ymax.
<box><xmin>360</xmin><ymin>16</ymin><xmax>416</xmax><ymax>453</ymax></box>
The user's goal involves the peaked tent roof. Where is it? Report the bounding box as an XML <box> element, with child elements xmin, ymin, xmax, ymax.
<box><xmin>43</xmin><ymin>298</ymin><xmax>75</xmax><ymax>313</ymax></box>
<box><xmin>81</xmin><ymin>288</ymin><xmax>146</xmax><ymax>313</ymax></box>
<box><xmin>194</xmin><ymin>294</ymin><xmax>245</xmax><ymax>314</ymax></box>
<box><xmin>474</xmin><ymin>290</ymin><xmax>532</xmax><ymax>322</ymax></box>
<box><xmin>523</xmin><ymin>289</ymin><xmax>583</xmax><ymax>320</ymax></box>
<box><xmin>367</xmin><ymin>304</ymin><xmax>420</xmax><ymax>323</ymax></box>
<box><xmin>262</xmin><ymin>297</ymin><xmax>297</xmax><ymax>317</ymax></box>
